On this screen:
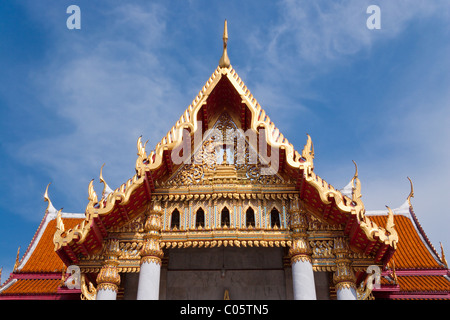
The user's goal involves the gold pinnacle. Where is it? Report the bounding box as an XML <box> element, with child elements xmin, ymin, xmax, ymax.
<box><xmin>219</xmin><ymin>20</ymin><xmax>230</xmax><ymax>68</ymax></box>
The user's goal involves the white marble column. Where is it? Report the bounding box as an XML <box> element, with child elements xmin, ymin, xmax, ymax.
<box><xmin>333</xmin><ymin>237</ymin><xmax>357</xmax><ymax>300</ymax></box>
<box><xmin>291</xmin><ymin>257</ymin><xmax>316</xmax><ymax>300</ymax></box>
<box><xmin>336</xmin><ymin>284</ymin><xmax>357</xmax><ymax>300</ymax></box>
<box><xmin>136</xmin><ymin>201</ymin><xmax>163</xmax><ymax>300</ymax></box>
<box><xmin>137</xmin><ymin>259</ymin><xmax>161</xmax><ymax>299</ymax></box>
<box><xmin>96</xmin><ymin>238</ymin><xmax>121</xmax><ymax>300</ymax></box>
<box><xmin>96</xmin><ymin>286</ymin><xmax>118</xmax><ymax>300</ymax></box>
<box><xmin>289</xmin><ymin>204</ymin><xmax>316</xmax><ymax>300</ymax></box>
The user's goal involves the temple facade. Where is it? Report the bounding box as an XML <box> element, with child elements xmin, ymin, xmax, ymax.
<box><xmin>0</xmin><ymin>21</ymin><xmax>449</xmax><ymax>300</ymax></box>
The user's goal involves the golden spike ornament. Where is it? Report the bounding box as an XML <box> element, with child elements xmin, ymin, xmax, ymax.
<box><xmin>99</xmin><ymin>163</ymin><xmax>114</xmax><ymax>199</ymax></box>
<box><xmin>351</xmin><ymin>160</ymin><xmax>363</xmax><ymax>211</ymax></box>
<box><xmin>384</xmin><ymin>206</ymin><xmax>398</xmax><ymax>247</ymax></box>
<box><xmin>301</xmin><ymin>134</ymin><xmax>314</xmax><ymax>164</ymax></box>
<box><xmin>87</xmin><ymin>179</ymin><xmax>98</xmax><ymax>204</ymax></box>
<box><xmin>407</xmin><ymin>176</ymin><xmax>414</xmax><ymax>206</ymax></box>
<box><xmin>440</xmin><ymin>242</ymin><xmax>448</xmax><ymax>268</ymax></box>
<box><xmin>44</xmin><ymin>183</ymin><xmax>57</xmax><ymax>214</ymax></box>
<box><xmin>137</xmin><ymin>136</ymin><xmax>148</xmax><ymax>159</ymax></box>
<box><xmin>219</xmin><ymin>19</ymin><xmax>230</xmax><ymax>68</ymax></box>
<box><xmin>13</xmin><ymin>246</ymin><xmax>20</xmax><ymax>271</ymax></box>
<box><xmin>56</xmin><ymin>208</ymin><xmax>65</xmax><ymax>233</ymax></box>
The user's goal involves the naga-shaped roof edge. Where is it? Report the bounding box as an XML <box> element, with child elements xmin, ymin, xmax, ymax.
<box><xmin>53</xmin><ymin>22</ymin><xmax>398</xmax><ymax>259</ymax></box>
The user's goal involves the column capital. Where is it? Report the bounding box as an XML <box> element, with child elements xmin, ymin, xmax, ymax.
<box><xmin>289</xmin><ymin>237</ymin><xmax>312</xmax><ymax>264</ymax></box>
<box><xmin>96</xmin><ymin>238</ymin><xmax>121</xmax><ymax>294</ymax></box>
<box><xmin>289</xmin><ymin>209</ymin><xmax>312</xmax><ymax>264</ymax></box>
<box><xmin>333</xmin><ymin>237</ymin><xmax>356</xmax><ymax>290</ymax></box>
<box><xmin>140</xmin><ymin>201</ymin><xmax>164</xmax><ymax>266</ymax></box>
<box><xmin>140</xmin><ymin>237</ymin><xmax>164</xmax><ymax>266</ymax></box>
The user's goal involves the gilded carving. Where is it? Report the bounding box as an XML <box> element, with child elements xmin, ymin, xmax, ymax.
<box><xmin>310</xmin><ymin>240</ymin><xmax>334</xmax><ymax>259</ymax></box>
<box><xmin>333</xmin><ymin>237</ymin><xmax>356</xmax><ymax>290</ymax></box>
<box><xmin>80</xmin><ymin>274</ymin><xmax>97</xmax><ymax>300</ymax></box>
<box><xmin>96</xmin><ymin>238</ymin><xmax>121</xmax><ymax>293</ymax></box>
<box><xmin>140</xmin><ymin>202</ymin><xmax>164</xmax><ymax>266</ymax></box>
<box><xmin>163</xmin><ymin>113</ymin><xmax>285</xmax><ymax>188</ymax></box>
<box><xmin>51</xmin><ymin>38</ymin><xmax>401</xmax><ymax>299</ymax></box>
<box><xmin>53</xmin><ymin>63</ymin><xmax>398</xmax><ymax>264</ymax></box>
<box><xmin>288</xmin><ymin>204</ymin><xmax>313</xmax><ymax>265</ymax></box>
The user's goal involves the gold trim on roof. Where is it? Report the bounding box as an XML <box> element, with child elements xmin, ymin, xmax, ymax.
<box><xmin>219</xmin><ymin>20</ymin><xmax>230</xmax><ymax>68</ymax></box>
<box><xmin>440</xmin><ymin>242</ymin><xmax>448</xmax><ymax>268</ymax></box>
<box><xmin>44</xmin><ymin>183</ymin><xmax>57</xmax><ymax>214</ymax></box>
<box><xmin>53</xmin><ymin>48</ymin><xmax>398</xmax><ymax>255</ymax></box>
<box><xmin>13</xmin><ymin>247</ymin><xmax>20</xmax><ymax>272</ymax></box>
<box><xmin>407</xmin><ymin>176</ymin><xmax>414</xmax><ymax>207</ymax></box>
<box><xmin>135</xmin><ymin>65</ymin><xmax>308</xmax><ymax>176</ymax></box>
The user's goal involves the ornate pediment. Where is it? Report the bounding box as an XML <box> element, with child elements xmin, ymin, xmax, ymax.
<box><xmin>159</xmin><ymin>112</ymin><xmax>288</xmax><ymax>187</ymax></box>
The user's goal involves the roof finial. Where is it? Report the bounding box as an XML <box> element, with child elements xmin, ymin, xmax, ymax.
<box><xmin>44</xmin><ymin>183</ymin><xmax>57</xmax><ymax>214</ymax></box>
<box><xmin>351</xmin><ymin>160</ymin><xmax>362</xmax><ymax>204</ymax></box>
<box><xmin>99</xmin><ymin>163</ymin><xmax>114</xmax><ymax>200</ymax></box>
<box><xmin>219</xmin><ymin>19</ymin><xmax>230</xmax><ymax>68</ymax></box>
<box><xmin>440</xmin><ymin>242</ymin><xmax>448</xmax><ymax>268</ymax></box>
<box><xmin>407</xmin><ymin>176</ymin><xmax>414</xmax><ymax>206</ymax></box>
<box><xmin>13</xmin><ymin>246</ymin><xmax>20</xmax><ymax>272</ymax></box>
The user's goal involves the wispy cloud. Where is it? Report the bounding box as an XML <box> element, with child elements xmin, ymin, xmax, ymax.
<box><xmin>10</xmin><ymin>2</ymin><xmax>186</xmax><ymax>214</ymax></box>
<box><xmin>266</xmin><ymin>0</ymin><xmax>448</xmax><ymax>67</ymax></box>
<box><xmin>1</xmin><ymin>0</ymin><xmax>449</xmax><ymax>250</ymax></box>
<box><xmin>248</xmin><ymin>0</ymin><xmax>450</xmax><ymax>249</ymax></box>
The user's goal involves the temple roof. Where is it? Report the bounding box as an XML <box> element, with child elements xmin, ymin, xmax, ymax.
<box><xmin>0</xmin><ymin>203</ymin><xmax>84</xmax><ymax>299</ymax></box>
<box><xmin>52</xmin><ymin>56</ymin><xmax>399</xmax><ymax>267</ymax></box>
<box><xmin>2</xmin><ymin>193</ymin><xmax>447</xmax><ymax>299</ymax></box>
<box><xmin>1</xmin><ymin>21</ymin><xmax>448</xmax><ymax>300</ymax></box>
<box><xmin>366</xmin><ymin>195</ymin><xmax>449</xmax><ymax>299</ymax></box>
<box><xmin>368</xmin><ymin>209</ymin><xmax>444</xmax><ymax>270</ymax></box>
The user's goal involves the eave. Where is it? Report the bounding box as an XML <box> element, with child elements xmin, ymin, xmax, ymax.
<box><xmin>53</xmin><ymin>65</ymin><xmax>398</xmax><ymax>266</ymax></box>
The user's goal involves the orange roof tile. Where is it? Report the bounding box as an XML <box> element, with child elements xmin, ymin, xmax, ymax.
<box><xmin>1</xmin><ymin>279</ymin><xmax>61</xmax><ymax>295</ymax></box>
<box><xmin>396</xmin><ymin>275</ymin><xmax>450</xmax><ymax>292</ymax></box>
<box><xmin>19</xmin><ymin>217</ymin><xmax>84</xmax><ymax>273</ymax></box>
<box><xmin>0</xmin><ymin>213</ymin><xmax>85</xmax><ymax>298</ymax></box>
<box><xmin>369</xmin><ymin>214</ymin><xmax>443</xmax><ymax>269</ymax></box>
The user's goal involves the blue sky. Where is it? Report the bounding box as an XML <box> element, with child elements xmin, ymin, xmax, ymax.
<box><xmin>1</xmin><ymin>1</ymin><xmax>449</xmax><ymax>280</ymax></box>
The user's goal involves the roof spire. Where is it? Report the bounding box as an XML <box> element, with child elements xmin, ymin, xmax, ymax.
<box><xmin>13</xmin><ymin>246</ymin><xmax>20</xmax><ymax>271</ymax></box>
<box><xmin>440</xmin><ymin>242</ymin><xmax>448</xmax><ymax>268</ymax></box>
<box><xmin>219</xmin><ymin>19</ymin><xmax>230</xmax><ymax>68</ymax></box>
<box><xmin>407</xmin><ymin>176</ymin><xmax>414</xmax><ymax>206</ymax></box>
<box><xmin>99</xmin><ymin>163</ymin><xmax>114</xmax><ymax>200</ymax></box>
<box><xmin>44</xmin><ymin>183</ymin><xmax>57</xmax><ymax>215</ymax></box>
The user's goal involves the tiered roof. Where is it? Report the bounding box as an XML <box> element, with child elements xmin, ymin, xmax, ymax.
<box><xmin>0</xmin><ymin>189</ymin><xmax>84</xmax><ymax>299</ymax></box>
<box><xmin>366</xmin><ymin>187</ymin><xmax>449</xmax><ymax>299</ymax></box>
<box><xmin>0</xmin><ymin>21</ymin><xmax>448</xmax><ymax>300</ymax></box>
<box><xmin>1</xmin><ymin>188</ymin><xmax>447</xmax><ymax>299</ymax></box>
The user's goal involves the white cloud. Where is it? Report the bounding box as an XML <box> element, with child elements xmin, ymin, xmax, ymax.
<box><xmin>255</xmin><ymin>0</ymin><xmax>450</xmax><ymax>251</ymax></box>
<box><xmin>4</xmin><ymin>1</ymin><xmax>449</xmax><ymax>253</ymax></box>
<box><xmin>263</xmin><ymin>0</ymin><xmax>449</xmax><ymax>69</ymax></box>
<box><xmin>13</xmin><ymin>3</ymin><xmax>186</xmax><ymax>213</ymax></box>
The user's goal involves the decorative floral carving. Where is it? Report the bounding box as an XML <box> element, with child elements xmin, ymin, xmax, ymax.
<box><xmin>164</xmin><ymin>113</ymin><xmax>285</xmax><ymax>187</ymax></box>
<box><xmin>96</xmin><ymin>238</ymin><xmax>121</xmax><ymax>293</ymax></box>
